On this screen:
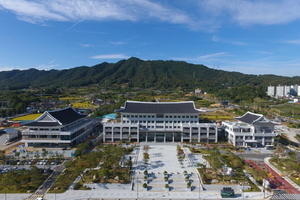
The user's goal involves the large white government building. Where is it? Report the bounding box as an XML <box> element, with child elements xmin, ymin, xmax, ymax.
<box><xmin>21</xmin><ymin>107</ymin><xmax>94</xmax><ymax>147</ymax></box>
<box><xmin>103</xmin><ymin>101</ymin><xmax>218</xmax><ymax>143</ymax></box>
<box><xmin>222</xmin><ymin>111</ymin><xmax>279</xmax><ymax>147</ymax></box>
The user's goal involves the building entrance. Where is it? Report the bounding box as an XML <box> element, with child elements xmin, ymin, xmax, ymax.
<box><xmin>156</xmin><ymin>132</ymin><xmax>165</xmax><ymax>142</ymax></box>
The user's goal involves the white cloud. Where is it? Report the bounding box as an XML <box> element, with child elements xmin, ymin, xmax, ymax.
<box><xmin>79</xmin><ymin>43</ymin><xmax>93</xmax><ymax>48</ymax></box>
<box><xmin>109</xmin><ymin>36</ymin><xmax>138</xmax><ymax>46</ymax></box>
<box><xmin>110</xmin><ymin>41</ymin><xmax>126</xmax><ymax>45</ymax></box>
<box><xmin>285</xmin><ymin>40</ymin><xmax>300</xmax><ymax>45</ymax></box>
<box><xmin>36</xmin><ymin>64</ymin><xmax>60</xmax><ymax>70</ymax></box>
<box><xmin>0</xmin><ymin>63</ymin><xmax>59</xmax><ymax>71</ymax></box>
<box><xmin>90</xmin><ymin>54</ymin><xmax>129</xmax><ymax>59</ymax></box>
<box><xmin>200</xmin><ymin>0</ymin><xmax>300</xmax><ymax>26</ymax></box>
<box><xmin>0</xmin><ymin>0</ymin><xmax>193</xmax><ymax>26</ymax></box>
<box><xmin>212</xmin><ymin>35</ymin><xmax>246</xmax><ymax>46</ymax></box>
<box><xmin>257</xmin><ymin>51</ymin><xmax>273</xmax><ymax>55</ymax></box>
<box><xmin>204</xmin><ymin>57</ymin><xmax>300</xmax><ymax>77</ymax></box>
<box><xmin>49</xmin><ymin>59</ymin><xmax>56</xmax><ymax>64</ymax></box>
<box><xmin>0</xmin><ymin>0</ymin><xmax>68</xmax><ymax>23</ymax></box>
<box><xmin>172</xmin><ymin>52</ymin><xmax>228</xmax><ymax>62</ymax></box>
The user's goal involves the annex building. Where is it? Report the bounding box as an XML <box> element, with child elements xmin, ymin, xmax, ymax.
<box><xmin>222</xmin><ymin>111</ymin><xmax>279</xmax><ymax>147</ymax></box>
<box><xmin>21</xmin><ymin>107</ymin><xmax>94</xmax><ymax>147</ymax></box>
<box><xmin>103</xmin><ymin>101</ymin><xmax>218</xmax><ymax>143</ymax></box>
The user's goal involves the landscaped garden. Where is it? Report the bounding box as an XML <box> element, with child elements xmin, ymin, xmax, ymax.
<box><xmin>48</xmin><ymin>144</ymin><xmax>134</xmax><ymax>193</ymax></box>
<box><xmin>195</xmin><ymin>148</ymin><xmax>261</xmax><ymax>192</ymax></box>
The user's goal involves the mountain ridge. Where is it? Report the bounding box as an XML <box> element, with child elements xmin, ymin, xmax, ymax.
<box><xmin>1</xmin><ymin>57</ymin><xmax>299</xmax><ymax>92</ymax></box>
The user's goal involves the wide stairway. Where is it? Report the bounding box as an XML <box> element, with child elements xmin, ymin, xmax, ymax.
<box><xmin>135</xmin><ymin>172</ymin><xmax>201</xmax><ymax>192</ymax></box>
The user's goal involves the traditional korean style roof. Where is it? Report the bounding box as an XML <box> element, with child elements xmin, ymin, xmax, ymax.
<box><xmin>117</xmin><ymin>101</ymin><xmax>203</xmax><ymax>114</ymax></box>
<box><xmin>235</xmin><ymin>111</ymin><xmax>280</xmax><ymax>125</ymax></box>
<box><xmin>25</xmin><ymin>107</ymin><xmax>86</xmax><ymax>127</ymax></box>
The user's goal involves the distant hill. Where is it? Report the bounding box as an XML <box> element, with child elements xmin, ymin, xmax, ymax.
<box><xmin>1</xmin><ymin>57</ymin><xmax>300</xmax><ymax>92</ymax></box>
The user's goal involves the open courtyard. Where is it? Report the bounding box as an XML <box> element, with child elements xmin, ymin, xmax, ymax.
<box><xmin>3</xmin><ymin>143</ymin><xmax>270</xmax><ymax>200</ymax></box>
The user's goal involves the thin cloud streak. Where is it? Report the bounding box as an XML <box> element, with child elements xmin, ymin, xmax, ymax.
<box><xmin>60</xmin><ymin>17</ymin><xmax>86</xmax><ymax>35</ymax></box>
<box><xmin>90</xmin><ymin>54</ymin><xmax>129</xmax><ymax>59</ymax></box>
<box><xmin>285</xmin><ymin>40</ymin><xmax>300</xmax><ymax>44</ymax></box>
<box><xmin>172</xmin><ymin>52</ymin><xmax>228</xmax><ymax>62</ymax></box>
<box><xmin>212</xmin><ymin>35</ymin><xmax>246</xmax><ymax>46</ymax></box>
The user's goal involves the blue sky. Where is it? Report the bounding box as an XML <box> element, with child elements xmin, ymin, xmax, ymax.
<box><xmin>1</xmin><ymin>0</ymin><xmax>300</xmax><ymax>77</ymax></box>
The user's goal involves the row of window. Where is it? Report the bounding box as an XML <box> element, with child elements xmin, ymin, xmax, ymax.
<box><xmin>235</xmin><ymin>136</ymin><xmax>273</xmax><ymax>140</ymax></box>
<box><xmin>30</xmin><ymin>128</ymin><xmax>60</xmax><ymax>131</ymax></box>
<box><xmin>122</xmin><ymin>120</ymin><xmax>198</xmax><ymax>124</ymax></box>
<box><xmin>122</xmin><ymin>115</ymin><xmax>198</xmax><ymax>119</ymax></box>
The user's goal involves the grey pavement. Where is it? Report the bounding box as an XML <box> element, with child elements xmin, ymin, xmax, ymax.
<box><xmin>4</xmin><ymin>144</ymin><xmax>272</xmax><ymax>200</ymax></box>
<box><xmin>275</xmin><ymin>125</ymin><xmax>300</xmax><ymax>144</ymax></box>
<box><xmin>40</xmin><ymin>190</ymin><xmax>266</xmax><ymax>200</ymax></box>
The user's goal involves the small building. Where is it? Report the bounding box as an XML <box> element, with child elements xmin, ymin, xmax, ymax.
<box><xmin>5</xmin><ymin>128</ymin><xmax>19</xmax><ymax>142</ymax></box>
<box><xmin>195</xmin><ymin>88</ymin><xmax>202</xmax><ymax>95</ymax></box>
<box><xmin>222</xmin><ymin>111</ymin><xmax>280</xmax><ymax>147</ymax></box>
<box><xmin>222</xmin><ymin>100</ymin><xmax>229</xmax><ymax>106</ymax></box>
<box><xmin>21</xmin><ymin>107</ymin><xmax>94</xmax><ymax>148</ymax></box>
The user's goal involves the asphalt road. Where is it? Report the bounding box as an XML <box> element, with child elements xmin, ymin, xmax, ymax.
<box><xmin>236</xmin><ymin>152</ymin><xmax>274</xmax><ymax>161</ymax></box>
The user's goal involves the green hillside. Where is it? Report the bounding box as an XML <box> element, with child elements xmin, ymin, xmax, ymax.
<box><xmin>1</xmin><ymin>57</ymin><xmax>300</xmax><ymax>93</ymax></box>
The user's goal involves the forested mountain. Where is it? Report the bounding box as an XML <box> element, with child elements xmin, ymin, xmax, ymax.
<box><xmin>1</xmin><ymin>57</ymin><xmax>300</xmax><ymax>93</ymax></box>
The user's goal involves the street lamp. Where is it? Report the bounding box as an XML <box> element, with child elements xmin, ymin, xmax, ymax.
<box><xmin>136</xmin><ymin>173</ymin><xmax>138</xmax><ymax>199</ymax></box>
<box><xmin>198</xmin><ymin>179</ymin><xmax>201</xmax><ymax>199</ymax></box>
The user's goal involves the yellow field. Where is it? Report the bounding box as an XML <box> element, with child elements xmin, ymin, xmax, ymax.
<box><xmin>59</xmin><ymin>97</ymin><xmax>83</xmax><ymax>100</ymax></box>
<box><xmin>72</xmin><ymin>102</ymin><xmax>97</xmax><ymax>108</ymax></box>
<box><xmin>12</xmin><ymin>113</ymin><xmax>42</xmax><ymax>121</ymax></box>
<box><xmin>203</xmin><ymin>115</ymin><xmax>234</xmax><ymax>121</ymax></box>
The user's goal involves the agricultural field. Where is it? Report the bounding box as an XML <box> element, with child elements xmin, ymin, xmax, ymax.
<box><xmin>72</xmin><ymin>101</ymin><xmax>98</xmax><ymax>108</ymax></box>
<box><xmin>270</xmin><ymin>103</ymin><xmax>300</xmax><ymax>119</ymax></box>
<box><xmin>12</xmin><ymin>113</ymin><xmax>42</xmax><ymax>121</ymax></box>
<box><xmin>59</xmin><ymin>96</ymin><xmax>84</xmax><ymax>100</ymax></box>
<box><xmin>200</xmin><ymin>110</ymin><xmax>234</xmax><ymax>121</ymax></box>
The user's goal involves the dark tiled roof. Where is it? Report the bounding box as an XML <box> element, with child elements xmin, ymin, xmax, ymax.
<box><xmin>48</xmin><ymin>107</ymin><xmax>86</xmax><ymax>124</ymax></box>
<box><xmin>25</xmin><ymin>122</ymin><xmax>61</xmax><ymax>127</ymax></box>
<box><xmin>118</xmin><ymin>101</ymin><xmax>202</xmax><ymax>114</ymax></box>
<box><xmin>25</xmin><ymin>107</ymin><xmax>86</xmax><ymax>127</ymax></box>
<box><xmin>235</xmin><ymin>111</ymin><xmax>262</xmax><ymax>124</ymax></box>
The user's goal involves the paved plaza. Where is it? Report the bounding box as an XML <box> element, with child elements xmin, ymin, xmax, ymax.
<box><xmin>4</xmin><ymin>143</ymin><xmax>270</xmax><ymax>200</ymax></box>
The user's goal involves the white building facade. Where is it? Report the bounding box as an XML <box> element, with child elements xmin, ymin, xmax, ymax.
<box><xmin>267</xmin><ymin>86</ymin><xmax>276</xmax><ymax>97</ymax></box>
<box><xmin>222</xmin><ymin>111</ymin><xmax>279</xmax><ymax>147</ymax></box>
<box><xmin>22</xmin><ymin>107</ymin><xmax>94</xmax><ymax>147</ymax></box>
<box><xmin>268</xmin><ymin>84</ymin><xmax>299</xmax><ymax>98</ymax></box>
<box><xmin>103</xmin><ymin>101</ymin><xmax>218</xmax><ymax>143</ymax></box>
